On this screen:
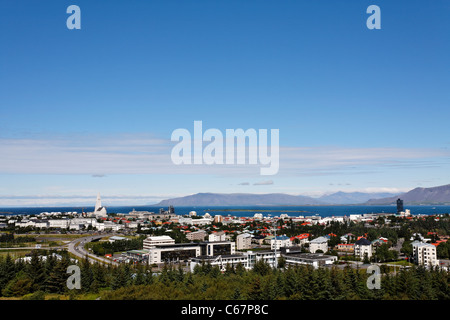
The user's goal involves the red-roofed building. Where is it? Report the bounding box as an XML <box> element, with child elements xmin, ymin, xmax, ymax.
<box><xmin>290</xmin><ymin>233</ymin><xmax>310</xmax><ymax>245</ymax></box>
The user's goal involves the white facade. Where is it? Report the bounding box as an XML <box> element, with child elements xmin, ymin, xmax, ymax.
<box><xmin>353</xmin><ymin>238</ymin><xmax>373</xmax><ymax>260</ymax></box>
<box><xmin>209</xmin><ymin>231</ymin><xmax>226</xmax><ymax>242</ymax></box>
<box><xmin>309</xmin><ymin>236</ymin><xmax>328</xmax><ymax>253</ymax></box>
<box><xmin>270</xmin><ymin>236</ymin><xmax>292</xmax><ymax>250</ymax></box>
<box><xmin>354</xmin><ymin>244</ymin><xmax>372</xmax><ymax>259</ymax></box>
<box><xmin>412</xmin><ymin>241</ymin><xmax>438</xmax><ymax>267</ymax></box>
<box><xmin>93</xmin><ymin>193</ymin><xmax>107</xmax><ymax>217</ymax></box>
<box><xmin>143</xmin><ymin>235</ymin><xmax>175</xmax><ymax>250</ymax></box>
<box><xmin>236</xmin><ymin>233</ymin><xmax>252</xmax><ymax>250</ymax></box>
<box><xmin>179</xmin><ymin>217</ymin><xmax>212</xmax><ymax>226</ymax></box>
<box><xmin>284</xmin><ymin>253</ymin><xmax>338</xmax><ymax>269</ymax></box>
<box><xmin>48</xmin><ymin>219</ymin><xmax>70</xmax><ymax>229</ymax></box>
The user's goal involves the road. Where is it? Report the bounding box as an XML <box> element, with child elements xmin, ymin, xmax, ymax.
<box><xmin>66</xmin><ymin>234</ymin><xmax>119</xmax><ymax>266</ymax></box>
<box><xmin>2</xmin><ymin>233</ymin><xmax>120</xmax><ymax>265</ymax></box>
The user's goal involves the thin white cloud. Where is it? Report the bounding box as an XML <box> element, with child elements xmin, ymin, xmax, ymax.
<box><xmin>253</xmin><ymin>180</ymin><xmax>274</xmax><ymax>185</ymax></box>
<box><xmin>0</xmin><ymin>135</ymin><xmax>449</xmax><ymax>177</ymax></box>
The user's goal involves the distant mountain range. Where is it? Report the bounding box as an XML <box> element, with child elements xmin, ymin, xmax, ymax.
<box><xmin>155</xmin><ymin>191</ymin><xmax>398</xmax><ymax>206</ymax></box>
<box><xmin>155</xmin><ymin>184</ymin><xmax>450</xmax><ymax>206</ymax></box>
<box><xmin>318</xmin><ymin>191</ymin><xmax>398</xmax><ymax>205</ymax></box>
<box><xmin>156</xmin><ymin>193</ymin><xmax>324</xmax><ymax>206</ymax></box>
<box><xmin>365</xmin><ymin>184</ymin><xmax>450</xmax><ymax>205</ymax></box>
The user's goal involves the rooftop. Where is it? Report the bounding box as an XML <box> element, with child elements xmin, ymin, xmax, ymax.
<box><xmin>355</xmin><ymin>238</ymin><xmax>372</xmax><ymax>246</ymax></box>
<box><xmin>284</xmin><ymin>253</ymin><xmax>336</xmax><ymax>261</ymax></box>
<box><xmin>310</xmin><ymin>236</ymin><xmax>328</xmax><ymax>244</ymax></box>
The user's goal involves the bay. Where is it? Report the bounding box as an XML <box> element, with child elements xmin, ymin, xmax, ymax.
<box><xmin>1</xmin><ymin>205</ymin><xmax>449</xmax><ymax>217</ymax></box>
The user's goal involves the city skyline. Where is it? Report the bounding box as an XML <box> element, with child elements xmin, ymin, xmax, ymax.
<box><xmin>1</xmin><ymin>1</ymin><xmax>450</xmax><ymax>206</ymax></box>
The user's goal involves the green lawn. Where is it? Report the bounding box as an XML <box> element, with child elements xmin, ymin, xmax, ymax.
<box><xmin>388</xmin><ymin>260</ymin><xmax>414</xmax><ymax>267</ymax></box>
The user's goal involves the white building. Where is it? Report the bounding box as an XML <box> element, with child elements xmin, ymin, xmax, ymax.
<box><xmin>253</xmin><ymin>213</ymin><xmax>263</xmax><ymax>220</ymax></box>
<box><xmin>98</xmin><ymin>221</ymin><xmax>124</xmax><ymax>231</ymax></box>
<box><xmin>91</xmin><ymin>193</ymin><xmax>107</xmax><ymax>217</ymax></box>
<box><xmin>236</xmin><ymin>233</ymin><xmax>252</xmax><ymax>250</ymax></box>
<box><xmin>284</xmin><ymin>252</ymin><xmax>338</xmax><ymax>269</ymax></box>
<box><xmin>149</xmin><ymin>241</ymin><xmax>235</xmax><ymax>265</ymax></box>
<box><xmin>48</xmin><ymin>219</ymin><xmax>70</xmax><ymax>229</ymax></box>
<box><xmin>190</xmin><ymin>249</ymin><xmax>338</xmax><ymax>272</ymax></box>
<box><xmin>271</xmin><ymin>235</ymin><xmax>292</xmax><ymax>250</ymax></box>
<box><xmin>309</xmin><ymin>236</ymin><xmax>329</xmax><ymax>253</ymax></box>
<box><xmin>143</xmin><ymin>235</ymin><xmax>175</xmax><ymax>250</ymax></box>
<box><xmin>209</xmin><ymin>231</ymin><xmax>226</xmax><ymax>242</ymax></box>
<box><xmin>354</xmin><ymin>238</ymin><xmax>373</xmax><ymax>260</ymax></box>
<box><xmin>179</xmin><ymin>217</ymin><xmax>212</xmax><ymax>226</ymax></box>
<box><xmin>15</xmin><ymin>219</ymin><xmax>48</xmax><ymax>229</ymax></box>
<box><xmin>349</xmin><ymin>214</ymin><xmax>362</xmax><ymax>221</ymax></box>
<box><xmin>412</xmin><ymin>241</ymin><xmax>438</xmax><ymax>267</ymax></box>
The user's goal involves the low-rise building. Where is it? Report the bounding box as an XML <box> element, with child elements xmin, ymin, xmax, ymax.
<box><xmin>336</xmin><ymin>243</ymin><xmax>354</xmax><ymax>252</ymax></box>
<box><xmin>123</xmin><ymin>250</ymin><xmax>149</xmax><ymax>263</ymax></box>
<box><xmin>148</xmin><ymin>241</ymin><xmax>235</xmax><ymax>264</ymax></box>
<box><xmin>143</xmin><ymin>235</ymin><xmax>175</xmax><ymax>250</ymax></box>
<box><xmin>149</xmin><ymin>243</ymin><xmax>201</xmax><ymax>264</ymax></box>
<box><xmin>284</xmin><ymin>252</ymin><xmax>338</xmax><ymax>269</ymax></box>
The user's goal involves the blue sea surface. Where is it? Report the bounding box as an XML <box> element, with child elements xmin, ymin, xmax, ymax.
<box><xmin>0</xmin><ymin>205</ymin><xmax>449</xmax><ymax>217</ymax></box>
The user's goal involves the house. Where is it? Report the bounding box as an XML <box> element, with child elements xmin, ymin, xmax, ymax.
<box><xmin>290</xmin><ymin>233</ymin><xmax>310</xmax><ymax>246</ymax></box>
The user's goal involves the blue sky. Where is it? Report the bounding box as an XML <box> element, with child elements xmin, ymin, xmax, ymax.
<box><xmin>1</xmin><ymin>0</ymin><xmax>449</xmax><ymax>206</ymax></box>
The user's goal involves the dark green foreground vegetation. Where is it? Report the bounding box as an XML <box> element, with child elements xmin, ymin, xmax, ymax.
<box><xmin>0</xmin><ymin>250</ymin><xmax>448</xmax><ymax>300</ymax></box>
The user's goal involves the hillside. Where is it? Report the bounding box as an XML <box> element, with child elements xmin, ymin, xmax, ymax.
<box><xmin>318</xmin><ymin>191</ymin><xmax>398</xmax><ymax>205</ymax></box>
<box><xmin>155</xmin><ymin>191</ymin><xmax>398</xmax><ymax>206</ymax></box>
<box><xmin>365</xmin><ymin>184</ymin><xmax>450</xmax><ymax>205</ymax></box>
<box><xmin>155</xmin><ymin>193</ymin><xmax>325</xmax><ymax>206</ymax></box>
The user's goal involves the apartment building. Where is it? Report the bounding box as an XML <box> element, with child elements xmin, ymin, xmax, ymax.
<box><xmin>412</xmin><ymin>241</ymin><xmax>438</xmax><ymax>267</ymax></box>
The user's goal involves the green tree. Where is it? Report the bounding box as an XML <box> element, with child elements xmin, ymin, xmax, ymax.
<box><xmin>2</xmin><ymin>272</ymin><xmax>34</xmax><ymax>297</ymax></box>
<box><xmin>26</xmin><ymin>251</ymin><xmax>45</xmax><ymax>291</ymax></box>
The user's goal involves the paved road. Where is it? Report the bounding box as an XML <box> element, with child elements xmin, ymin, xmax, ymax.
<box><xmin>66</xmin><ymin>234</ymin><xmax>119</xmax><ymax>266</ymax></box>
<box><xmin>2</xmin><ymin>234</ymin><xmax>120</xmax><ymax>265</ymax></box>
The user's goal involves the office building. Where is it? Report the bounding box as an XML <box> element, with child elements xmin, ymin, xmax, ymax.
<box><xmin>397</xmin><ymin>198</ymin><xmax>404</xmax><ymax>214</ymax></box>
<box><xmin>143</xmin><ymin>235</ymin><xmax>175</xmax><ymax>250</ymax></box>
